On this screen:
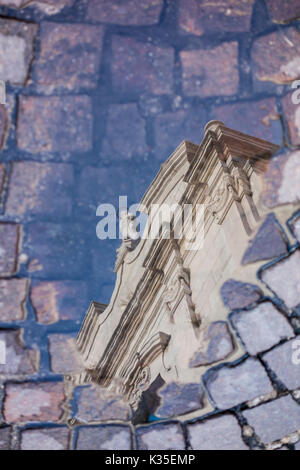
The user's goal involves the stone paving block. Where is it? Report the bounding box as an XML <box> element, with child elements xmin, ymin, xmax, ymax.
<box><xmin>21</xmin><ymin>427</ymin><xmax>69</xmax><ymax>450</ymax></box>
<box><xmin>252</xmin><ymin>28</ymin><xmax>300</xmax><ymax>91</ymax></box>
<box><xmin>291</xmin><ymin>217</ymin><xmax>300</xmax><ymax>243</ymax></box>
<box><xmin>0</xmin><ymin>223</ymin><xmax>20</xmax><ymax>276</ymax></box>
<box><xmin>0</xmin><ymin>18</ymin><xmax>37</xmax><ymax>86</ymax></box>
<box><xmin>0</xmin><ymin>164</ymin><xmax>5</xmax><ymax>196</ymax></box>
<box><xmin>34</xmin><ymin>22</ymin><xmax>104</xmax><ymax>93</ymax></box>
<box><xmin>179</xmin><ymin>0</ymin><xmax>255</xmax><ymax>35</ymax></box>
<box><xmin>30</xmin><ymin>280</ymin><xmax>89</xmax><ymax>324</ymax></box>
<box><xmin>242</xmin><ymin>214</ymin><xmax>288</xmax><ymax>264</ymax></box>
<box><xmin>205</xmin><ymin>358</ymin><xmax>274</xmax><ymax>410</ymax></box>
<box><xmin>154</xmin><ymin>107</ymin><xmax>207</xmax><ymax>161</ymax></box>
<box><xmin>24</xmin><ymin>222</ymin><xmax>89</xmax><ymax>278</ymax></box>
<box><xmin>0</xmin><ymin>105</ymin><xmax>8</xmax><ymax>150</ymax></box>
<box><xmin>136</xmin><ymin>422</ymin><xmax>185</xmax><ymax>450</ymax></box>
<box><xmin>0</xmin><ymin>427</ymin><xmax>11</xmax><ymax>450</ymax></box>
<box><xmin>0</xmin><ymin>0</ymin><xmax>75</xmax><ymax>15</ymax></box>
<box><xmin>189</xmin><ymin>322</ymin><xmax>234</xmax><ymax>367</ymax></box>
<box><xmin>282</xmin><ymin>93</ymin><xmax>300</xmax><ymax>146</ymax></box>
<box><xmin>111</xmin><ymin>36</ymin><xmax>174</xmax><ymax>95</ymax></box>
<box><xmin>231</xmin><ymin>302</ymin><xmax>294</xmax><ymax>356</ymax></box>
<box><xmin>76</xmin><ymin>425</ymin><xmax>131</xmax><ymax>450</ymax></box>
<box><xmin>74</xmin><ymin>385</ymin><xmax>131</xmax><ymax>422</ymax></box>
<box><xmin>155</xmin><ymin>382</ymin><xmax>205</xmax><ymax>418</ymax></box>
<box><xmin>243</xmin><ymin>395</ymin><xmax>300</xmax><ymax>444</ymax></box>
<box><xmin>187</xmin><ymin>414</ymin><xmax>248</xmax><ymax>450</ymax></box>
<box><xmin>221</xmin><ymin>279</ymin><xmax>263</xmax><ymax>310</ymax></box>
<box><xmin>212</xmin><ymin>98</ymin><xmax>282</xmax><ymax>145</ymax></box>
<box><xmin>295</xmin><ymin>440</ymin><xmax>300</xmax><ymax>450</ymax></box>
<box><xmin>17</xmin><ymin>95</ymin><xmax>93</xmax><ymax>154</ymax></box>
<box><xmin>86</xmin><ymin>0</ymin><xmax>163</xmax><ymax>25</ymax></box>
<box><xmin>102</xmin><ymin>104</ymin><xmax>147</xmax><ymax>160</ymax></box>
<box><xmin>0</xmin><ymin>278</ymin><xmax>28</xmax><ymax>322</ymax></box>
<box><xmin>262</xmin><ymin>151</ymin><xmax>300</xmax><ymax>208</ymax></box>
<box><xmin>180</xmin><ymin>42</ymin><xmax>239</xmax><ymax>97</ymax></box>
<box><xmin>263</xmin><ymin>339</ymin><xmax>300</xmax><ymax>390</ymax></box>
<box><xmin>3</xmin><ymin>381</ymin><xmax>65</xmax><ymax>423</ymax></box>
<box><xmin>261</xmin><ymin>250</ymin><xmax>300</xmax><ymax>310</ymax></box>
<box><xmin>266</xmin><ymin>0</ymin><xmax>300</xmax><ymax>24</ymax></box>
<box><xmin>48</xmin><ymin>333</ymin><xmax>84</xmax><ymax>374</ymax></box>
<box><xmin>0</xmin><ymin>330</ymin><xmax>39</xmax><ymax>375</ymax></box>
<box><xmin>5</xmin><ymin>162</ymin><xmax>74</xmax><ymax>220</ymax></box>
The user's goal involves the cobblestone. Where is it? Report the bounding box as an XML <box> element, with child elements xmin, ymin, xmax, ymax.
<box><xmin>263</xmin><ymin>339</ymin><xmax>300</xmax><ymax>390</ymax></box>
<box><xmin>0</xmin><ymin>278</ymin><xmax>28</xmax><ymax>322</ymax></box>
<box><xmin>136</xmin><ymin>422</ymin><xmax>185</xmax><ymax>450</ymax></box>
<box><xmin>221</xmin><ymin>279</ymin><xmax>263</xmax><ymax>310</ymax></box>
<box><xmin>0</xmin><ymin>224</ymin><xmax>20</xmax><ymax>276</ymax></box>
<box><xmin>86</xmin><ymin>0</ymin><xmax>163</xmax><ymax>25</ymax></box>
<box><xmin>21</xmin><ymin>427</ymin><xmax>69</xmax><ymax>450</ymax></box>
<box><xmin>48</xmin><ymin>333</ymin><xmax>84</xmax><ymax>374</ymax></box>
<box><xmin>189</xmin><ymin>322</ymin><xmax>234</xmax><ymax>367</ymax></box>
<box><xmin>265</xmin><ymin>0</ymin><xmax>300</xmax><ymax>24</ymax></box>
<box><xmin>76</xmin><ymin>425</ymin><xmax>131</xmax><ymax>450</ymax></box>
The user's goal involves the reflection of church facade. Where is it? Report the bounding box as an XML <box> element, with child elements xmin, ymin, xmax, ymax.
<box><xmin>76</xmin><ymin>120</ymin><xmax>279</xmax><ymax>418</ymax></box>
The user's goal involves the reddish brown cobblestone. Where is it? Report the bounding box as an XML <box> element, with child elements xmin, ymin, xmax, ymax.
<box><xmin>0</xmin><ymin>330</ymin><xmax>39</xmax><ymax>375</ymax></box>
<box><xmin>74</xmin><ymin>385</ymin><xmax>131</xmax><ymax>422</ymax></box>
<box><xmin>212</xmin><ymin>98</ymin><xmax>281</xmax><ymax>144</ymax></box>
<box><xmin>0</xmin><ymin>278</ymin><xmax>28</xmax><ymax>322</ymax></box>
<box><xmin>48</xmin><ymin>333</ymin><xmax>84</xmax><ymax>374</ymax></box>
<box><xmin>34</xmin><ymin>23</ymin><xmax>104</xmax><ymax>93</ymax></box>
<box><xmin>111</xmin><ymin>36</ymin><xmax>174</xmax><ymax>95</ymax></box>
<box><xmin>180</xmin><ymin>42</ymin><xmax>239</xmax><ymax>97</ymax></box>
<box><xmin>0</xmin><ymin>223</ymin><xmax>20</xmax><ymax>276</ymax></box>
<box><xmin>0</xmin><ymin>18</ymin><xmax>37</xmax><ymax>86</ymax></box>
<box><xmin>3</xmin><ymin>381</ymin><xmax>65</xmax><ymax>424</ymax></box>
<box><xmin>86</xmin><ymin>0</ymin><xmax>163</xmax><ymax>25</ymax></box>
<box><xmin>17</xmin><ymin>95</ymin><xmax>93</xmax><ymax>154</ymax></box>
<box><xmin>282</xmin><ymin>93</ymin><xmax>300</xmax><ymax>146</ymax></box>
<box><xmin>30</xmin><ymin>280</ymin><xmax>89</xmax><ymax>324</ymax></box>
<box><xmin>251</xmin><ymin>28</ymin><xmax>300</xmax><ymax>91</ymax></box>
<box><xmin>179</xmin><ymin>0</ymin><xmax>255</xmax><ymax>36</ymax></box>
<box><xmin>102</xmin><ymin>104</ymin><xmax>147</xmax><ymax>160</ymax></box>
<box><xmin>21</xmin><ymin>427</ymin><xmax>70</xmax><ymax>450</ymax></box>
<box><xmin>266</xmin><ymin>0</ymin><xmax>300</xmax><ymax>24</ymax></box>
<box><xmin>5</xmin><ymin>162</ymin><xmax>74</xmax><ymax>220</ymax></box>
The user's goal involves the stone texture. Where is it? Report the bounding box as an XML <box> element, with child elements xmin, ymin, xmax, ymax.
<box><xmin>263</xmin><ymin>339</ymin><xmax>300</xmax><ymax>390</ymax></box>
<box><xmin>5</xmin><ymin>162</ymin><xmax>74</xmax><ymax>220</ymax></box>
<box><xmin>231</xmin><ymin>302</ymin><xmax>294</xmax><ymax>355</ymax></box>
<box><xmin>3</xmin><ymin>382</ymin><xmax>65</xmax><ymax>423</ymax></box>
<box><xmin>21</xmin><ymin>427</ymin><xmax>69</xmax><ymax>450</ymax></box>
<box><xmin>179</xmin><ymin>0</ymin><xmax>255</xmax><ymax>35</ymax></box>
<box><xmin>180</xmin><ymin>42</ymin><xmax>239</xmax><ymax>97</ymax></box>
<box><xmin>74</xmin><ymin>385</ymin><xmax>130</xmax><ymax>422</ymax></box>
<box><xmin>292</xmin><ymin>217</ymin><xmax>300</xmax><ymax>243</ymax></box>
<box><xmin>48</xmin><ymin>333</ymin><xmax>84</xmax><ymax>374</ymax></box>
<box><xmin>0</xmin><ymin>330</ymin><xmax>39</xmax><ymax>375</ymax></box>
<box><xmin>24</xmin><ymin>222</ymin><xmax>89</xmax><ymax>278</ymax></box>
<box><xmin>17</xmin><ymin>95</ymin><xmax>93</xmax><ymax>154</ymax></box>
<box><xmin>189</xmin><ymin>322</ymin><xmax>234</xmax><ymax>367</ymax></box>
<box><xmin>102</xmin><ymin>104</ymin><xmax>147</xmax><ymax>160</ymax></box>
<box><xmin>261</xmin><ymin>250</ymin><xmax>300</xmax><ymax>310</ymax></box>
<box><xmin>0</xmin><ymin>427</ymin><xmax>11</xmax><ymax>450</ymax></box>
<box><xmin>0</xmin><ymin>164</ymin><xmax>4</xmax><ymax>196</ymax></box>
<box><xmin>243</xmin><ymin>395</ymin><xmax>300</xmax><ymax>443</ymax></box>
<box><xmin>0</xmin><ymin>18</ymin><xmax>37</xmax><ymax>86</ymax></box>
<box><xmin>154</xmin><ymin>107</ymin><xmax>207</xmax><ymax>161</ymax></box>
<box><xmin>86</xmin><ymin>0</ymin><xmax>163</xmax><ymax>25</ymax></box>
<box><xmin>0</xmin><ymin>105</ymin><xmax>8</xmax><ymax>150</ymax></box>
<box><xmin>282</xmin><ymin>94</ymin><xmax>300</xmax><ymax>146</ymax></box>
<box><xmin>187</xmin><ymin>414</ymin><xmax>248</xmax><ymax>450</ymax></box>
<box><xmin>34</xmin><ymin>23</ymin><xmax>104</xmax><ymax>93</ymax></box>
<box><xmin>136</xmin><ymin>423</ymin><xmax>185</xmax><ymax>450</ymax></box>
<box><xmin>205</xmin><ymin>358</ymin><xmax>274</xmax><ymax>410</ymax></box>
<box><xmin>221</xmin><ymin>279</ymin><xmax>263</xmax><ymax>310</ymax></box>
<box><xmin>262</xmin><ymin>151</ymin><xmax>300</xmax><ymax>208</ymax></box>
<box><xmin>0</xmin><ymin>278</ymin><xmax>28</xmax><ymax>322</ymax></box>
<box><xmin>155</xmin><ymin>382</ymin><xmax>204</xmax><ymax>418</ymax></box>
<box><xmin>30</xmin><ymin>280</ymin><xmax>89</xmax><ymax>324</ymax></box>
<box><xmin>295</xmin><ymin>440</ymin><xmax>300</xmax><ymax>450</ymax></box>
<box><xmin>111</xmin><ymin>36</ymin><xmax>174</xmax><ymax>95</ymax></box>
<box><xmin>252</xmin><ymin>28</ymin><xmax>300</xmax><ymax>91</ymax></box>
<box><xmin>212</xmin><ymin>98</ymin><xmax>282</xmax><ymax>145</ymax></box>
<box><xmin>266</xmin><ymin>0</ymin><xmax>300</xmax><ymax>24</ymax></box>
<box><xmin>0</xmin><ymin>0</ymin><xmax>75</xmax><ymax>15</ymax></box>
<box><xmin>0</xmin><ymin>223</ymin><xmax>20</xmax><ymax>275</ymax></box>
<box><xmin>242</xmin><ymin>214</ymin><xmax>288</xmax><ymax>265</ymax></box>
<box><xmin>76</xmin><ymin>425</ymin><xmax>131</xmax><ymax>450</ymax></box>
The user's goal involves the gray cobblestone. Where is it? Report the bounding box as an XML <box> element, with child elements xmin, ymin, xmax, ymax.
<box><xmin>263</xmin><ymin>339</ymin><xmax>300</xmax><ymax>390</ymax></box>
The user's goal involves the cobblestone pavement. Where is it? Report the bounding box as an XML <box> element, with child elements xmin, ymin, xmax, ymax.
<box><xmin>0</xmin><ymin>0</ymin><xmax>299</xmax><ymax>450</ymax></box>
